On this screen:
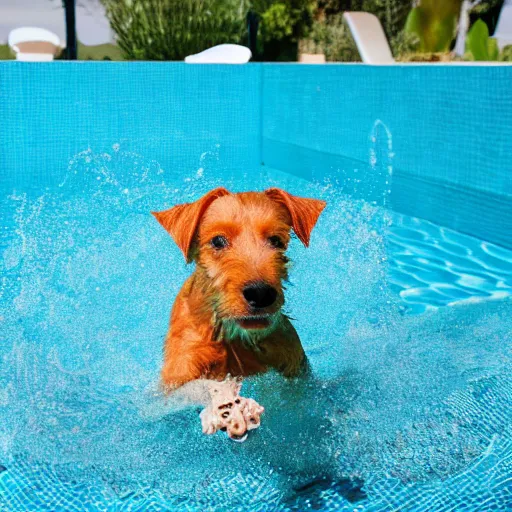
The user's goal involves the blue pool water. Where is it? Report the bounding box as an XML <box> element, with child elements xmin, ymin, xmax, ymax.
<box><xmin>388</xmin><ymin>214</ymin><xmax>512</xmax><ymax>315</ymax></box>
<box><xmin>1</xmin><ymin>147</ymin><xmax>511</xmax><ymax>511</ymax></box>
<box><xmin>1</xmin><ymin>63</ymin><xmax>511</xmax><ymax>511</ymax></box>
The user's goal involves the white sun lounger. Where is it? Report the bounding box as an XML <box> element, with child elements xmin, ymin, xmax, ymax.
<box><xmin>343</xmin><ymin>12</ymin><xmax>395</xmax><ymax>64</ymax></box>
<box><xmin>8</xmin><ymin>27</ymin><xmax>61</xmax><ymax>62</ymax></box>
<box><xmin>492</xmin><ymin>0</ymin><xmax>512</xmax><ymax>50</ymax></box>
<box><xmin>185</xmin><ymin>44</ymin><xmax>252</xmax><ymax>64</ymax></box>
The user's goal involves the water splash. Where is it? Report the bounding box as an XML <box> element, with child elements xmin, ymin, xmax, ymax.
<box><xmin>1</xmin><ymin>149</ymin><xmax>511</xmax><ymax>510</ymax></box>
<box><xmin>368</xmin><ymin>119</ymin><xmax>394</xmax><ymax>208</ymax></box>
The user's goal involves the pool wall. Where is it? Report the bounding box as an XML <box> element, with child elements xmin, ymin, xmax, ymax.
<box><xmin>1</xmin><ymin>62</ymin><xmax>511</xmax><ymax>248</ymax></box>
<box><xmin>0</xmin><ymin>63</ymin><xmax>261</xmax><ymax>189</ymax></box>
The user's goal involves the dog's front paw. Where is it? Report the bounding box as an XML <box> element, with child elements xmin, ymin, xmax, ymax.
<box><xmin>200</xmin><ymin>406</ymin><xmax>222</xmax><ymax>435</ymax></box>
<box><xmin>241</xmin><ymin>398</ymin><xmax>264</xmax><ymax>431</ymax></box>
<box><xmin>201</xmin><ymin>382</ymin><xmax>265</xmax><ymax>441</ymax></box>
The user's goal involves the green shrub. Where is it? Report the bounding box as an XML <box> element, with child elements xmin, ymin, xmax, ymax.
<box><xmin>252</xmin><ymin>0</ymin><xmax>316</xmax><ymax>60</ymax></box>
<box><xmin>499</xmin><ymin>44</ymin><xmax>512</xmax><ymax>61</ymax></box>
<box><xmin>466</xmin><ymin>18</ymin><xmax>498</xmax><ymax>60</ymax></box>
<box><xmin>319</xmin><ymin>0</ymin><xmax>411</xmax><ymax>38</ymax></box>
<box><xmin>303</xmin><ymin>14</ymin><xmax>360</xmax><ymax>61</ymax></box>
<box><xmin>101</xmin><ymin>0</ymin><xmax>250</xmax><ymax>60</ymax></box>
<box><xmin>361</xmin><ymin>0</ymin><xmax>412</xmax><ymax>44</ymax></box>
<box><xmin>303</xmin><ymin>0</ymin><xmax>414</xmax><ymax>62</ymax></box>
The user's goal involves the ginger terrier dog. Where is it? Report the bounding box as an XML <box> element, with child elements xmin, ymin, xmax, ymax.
<box><xmin>153</xmin><ymin>188</ymin><xmax>325</xmax><ymax>440</ymax></box>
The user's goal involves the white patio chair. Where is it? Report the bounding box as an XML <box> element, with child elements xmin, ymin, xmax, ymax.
<box><xmin>185</xmin><ymin>44</ymin><xmax>252</xmax><ymax>64</ymax></box>
<box><xmin>343</xmin><ymin>12</ymin><xmax>395</xmax><ymax>64</ymax></box>
<box><xmin>8</xmin><ymin>27</ymin><xmax>61</xmax><ymax>62</ymax></box>
<box><xmin>492</xmin><ymin>0</ymin><xmax>512</xmax><ymax>50</ymax></box>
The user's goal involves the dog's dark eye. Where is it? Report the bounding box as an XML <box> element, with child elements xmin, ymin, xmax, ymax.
<box><xmin>268</xmin><ymin>236</ymin><xmax>285</xmax><ymax>249</ymax></box>
<box><xmin>211</xmin><ymin>236</ymin><xmax>228</xmax><ymax>250</ymax></box>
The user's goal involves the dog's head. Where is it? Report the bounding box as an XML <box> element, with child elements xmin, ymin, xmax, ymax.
<box><xmin>153</xmin><ymin>188</ymin><xmax>325</xmax><ymax>334</ymax></box>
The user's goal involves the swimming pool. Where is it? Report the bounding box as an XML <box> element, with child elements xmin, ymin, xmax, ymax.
<box><xmin>1</xmin><ymin>62</ymin><xmax>511</xmax><ymax>511</ymax></box>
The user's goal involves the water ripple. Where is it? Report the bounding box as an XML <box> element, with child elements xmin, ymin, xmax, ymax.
<box><xmin>388</xmin><ymin>215</ymin><xmax>512</xmax><ymax>314</ymax></box>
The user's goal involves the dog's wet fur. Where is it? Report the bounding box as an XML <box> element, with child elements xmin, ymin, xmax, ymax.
<box><xmin>152</xmin><ymin>188</ymin><xmax>326</xmax><ymax>388</ymax></box>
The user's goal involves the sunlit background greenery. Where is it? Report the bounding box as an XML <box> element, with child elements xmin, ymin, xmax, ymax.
<box><xmin>0</xmin><ymin>0</ymin><xmax>509</xmax><ymax>61</ymax></box>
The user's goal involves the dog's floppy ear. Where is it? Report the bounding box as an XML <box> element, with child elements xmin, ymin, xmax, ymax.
<box><xmin>265</xmin><ymin>188</ymin><xmax>326</xmax><ymax>247</ymax></box>
<box><xmin>152</xmin><ymin>187</ymin><xmax>230</xmax><ymax>262</ymax></box>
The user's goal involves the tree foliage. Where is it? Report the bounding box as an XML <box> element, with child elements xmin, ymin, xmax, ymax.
<box><xmin>404</xmin><ymin>0</ymin><xmax>462</xmax><ymax>53</ymax></box>
<box><xmin>251</xmin><ymin>0</ymin><xmax>317</xmax><ymax>60</ymax></box>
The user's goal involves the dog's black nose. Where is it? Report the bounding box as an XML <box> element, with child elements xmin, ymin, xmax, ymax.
<box><xmin>243</xmin><ymin>282</ymin><xmax>277</xmax><ymax>309</ymax></box>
